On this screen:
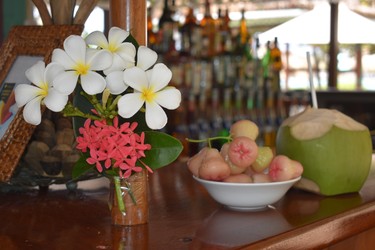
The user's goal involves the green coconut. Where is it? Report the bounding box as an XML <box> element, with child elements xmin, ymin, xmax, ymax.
<box><xmin>276</xmin><ymin>107</ymin><xmax>373</xmax><ymax>196</ymax></box>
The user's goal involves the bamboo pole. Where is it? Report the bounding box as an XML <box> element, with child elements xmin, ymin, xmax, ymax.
<box><xmin>109</xmin><ymin>0</ymin><xmax>147</xmax><ymax>46</ymax></box>
<box><xmin>50</xmin><ymin>0</ymin><xmax>76</xmax><ymax>24</ymax></box>
<box><xmin>74</xmin><ymin>0</ymin><xmax>99</xmax><ymax>25</ymax></box>
<box><xmin>31</xmin><ymin>0</ymin><xmax>53</xmax><ymax>25</ymax></box>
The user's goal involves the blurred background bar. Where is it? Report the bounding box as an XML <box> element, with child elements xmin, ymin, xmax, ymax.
<box><xmin>2</xmin><ymin>0</ymin><xmax>375</xmax><ymax>156</ymax></box>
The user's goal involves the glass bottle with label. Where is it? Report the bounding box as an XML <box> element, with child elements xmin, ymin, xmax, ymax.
<box><xmin>200</xmin><ymin>0</ymin><xmax>216</xmax><ymax>59</ymax></box>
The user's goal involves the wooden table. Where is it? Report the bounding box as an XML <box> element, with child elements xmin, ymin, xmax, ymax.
<box><xmin>1</xmin><ymin>160</ymin><xmax>375</xmax><ymax>250</ymax></box>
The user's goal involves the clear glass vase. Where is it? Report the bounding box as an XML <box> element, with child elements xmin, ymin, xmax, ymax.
<box><xmin>108</xmin><ymin>170</ymin><xmax>148</xmax><ymax>226</ymax></box>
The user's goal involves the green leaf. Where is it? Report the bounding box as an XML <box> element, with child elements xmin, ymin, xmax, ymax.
<box><xmin>125</xmin><ymin>33</ymin><xmax>139</xmax><ymax>49</ymax></box>
<box><xmin>72</xmin><ymin>84</ymin><xmax>93</xmax><ymax>137</ymax></box>
<box><xmin>143</xmin><ymin>131</ymin><xmax>183</xmax><ymax>170</ymax></box>
<box><xmin>72</xmin><ymin>154</ymin><xmax>95</xmax><ymax>179</ymax></box>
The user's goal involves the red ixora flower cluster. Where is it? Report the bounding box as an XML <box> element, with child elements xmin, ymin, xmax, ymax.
<box><xmin>76</xmin><ymin>116</ymin><xmax>152</xmax><ymax>178</ymax></box>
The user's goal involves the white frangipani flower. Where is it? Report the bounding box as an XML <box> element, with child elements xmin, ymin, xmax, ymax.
<box><xmin>14</xmin><ymin>61</ymin><xmax>68</xmax><ymax>125</ymax></box>
<box><xmin>136</xmin><ymin>46</ymin><xmax>158</xmax><ymax>71</ymax></box>
<box><xmin>85</xmin><ymin>27</ymin><xmax>136</xmax><ymax>74</ymax></box>
<box><xmin>105</xmin><ymin>71</ymin><xmax>128</xmax><ymax>95</ymax></box>
<box><xmin>104</xmin><ymin>44</ymin><xmax>158</xmax><ymax>95</ymax></box>
<box><xmin>118</xmin><ymin>63</ymin><xmax>181</xmax><ymax>130</ymax></box>
<box><xmin>51</xmin><ymin>35</ymin><xmax>112</xmax><ymax>95</ymax></box>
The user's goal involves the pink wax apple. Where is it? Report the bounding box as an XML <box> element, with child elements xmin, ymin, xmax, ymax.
<box><xmin>220</xmin><ymin>143</ymin><xmax>248</xmax><ymax>175</ymax></box>
<box><xmin>268</xmin><ymin>155</ymin><xmax>303</xmax><ymax>182</ymax></box>
<box><xmin>230</xmin><ymin>119</ymin><xmax>259</xmax><ymax>141</ymax></box>
<box><xmin>227</xmin><ymin>136</ymin><xmax>258</xmax><ymax>168</ymax></box>
<box><xmin>187</xmin><ymin>147</ymin><xmax>209</xmax><ymax>177</ymax></box>
<box><xmin>198</xmin><ymin>148</ymin><xmax>231</xmax><ymax>181</ymax></box>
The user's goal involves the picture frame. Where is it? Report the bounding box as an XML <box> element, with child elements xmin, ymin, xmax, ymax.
<box><xmin>0</xmin><ymin>25</ymin><xmax>83</xmax><ymax>182</ymax></box>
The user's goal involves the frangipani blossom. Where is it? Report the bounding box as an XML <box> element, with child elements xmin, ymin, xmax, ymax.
<box><xmin>85</xmin><ymin>27</ymin><xmax>136</xmax><ymax>74</ymax></box>
<box><xmin>105</xmin><ymin>71</ymin><xmax>128</xmax><ymax>95</ymax></box>
<box><xmin>14</xmin><ymin>61</ymin><xmax>68</xmax><ymax>125</ymax></box>
<box><xmin>104</xmin><ymin>45</ymin><xmax>158</xmax><ymax>95</ymax></box>
<box><xmin>118</xmin><ymin>63</ymin><xmax>181</xmax><ymax>130</ymax></box>
<box><xmin>51</xmin><ymin>35</ymin><xmax>112</xmax><ymax>95</ymax></box>
<box><xmin>136</xmin><ymin>46</ymin><xmax>158</xmax><ymax>71</ymax></box>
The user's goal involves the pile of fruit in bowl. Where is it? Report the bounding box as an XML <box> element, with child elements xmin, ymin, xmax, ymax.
<box><xmin>187</xmin><ymin>120</ymin><xmax>303</xmax><ymax>211</ymax></box>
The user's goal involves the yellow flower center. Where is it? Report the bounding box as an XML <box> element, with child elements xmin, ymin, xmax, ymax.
<box><xmin>38</xmin><ymin>82</ymin><xmax>49</xmax><ymax>97</ymax></box>
<box><xmin>107</xmin><ymin>42</ymin><xmax>118</xmax><ymax>53</ymax></box>
<box><xmin>75</xmin><ymin>62</ymin><xmax>90</xmax><ymax>75</ymax></box>
<box><xmin>141</xmin><ymin>87</ymin><xmax>156</xmax><ymax>103</ymax></box>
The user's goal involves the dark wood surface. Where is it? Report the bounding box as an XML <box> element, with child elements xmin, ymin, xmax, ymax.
<box><xmin>1</xmin><ymin>159</ymin><xmax>375</xmax><ymax>250</ymax></box>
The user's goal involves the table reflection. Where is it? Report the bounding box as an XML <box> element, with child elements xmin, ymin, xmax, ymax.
<box><xmin>111</xmin><ymin>224</ymin><xmax>148</xmax><ymax>250</ymax></box>
<box><xmin>192</xmin><ymin>206</ymin><xmax>292</xmax><ymax>249</ymax></box>
<box><xmin>278</xmin><ymin>189</ymin><xmax>363</xmax><ymax>226</ymax></box>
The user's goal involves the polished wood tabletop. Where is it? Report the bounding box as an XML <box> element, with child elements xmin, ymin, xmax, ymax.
<box><xmin>1</xmin><ymin>159</ymin><xmax>375</xmax><ymax>250</ymax></box>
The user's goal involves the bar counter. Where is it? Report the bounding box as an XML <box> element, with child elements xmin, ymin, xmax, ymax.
<box><xmin>1</xmin><ymin>159</ymin><xmax>375</xmax><ymax>250</ymax></box>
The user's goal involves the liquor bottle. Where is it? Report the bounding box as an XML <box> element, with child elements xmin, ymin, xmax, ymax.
<box><xmin>180</xmin><ymin>7</ymin><xmax>202</xmax><ymax>58</ymax></box>
<box><xmin>262</xmin><ymin>40</ymin><xmax>273</xmax><ymax>97</ymax></box>
<box><xmin>221</xmin><ymin>8</ymin><xmax>232</xmax><ymax>54</ymax></box>
<box><xmin>270</xmin><ymin>37</ymin><xmax>283</xmax><ymax>92</ymax></box>
<box><xmin>239</xmin><ymin>9</ymin><xmax>249</xmax><ymax>46</ymax></box>
<box><xmin>212</xmin><ymin>8</ymin><xmax>231</xmax><ymax>92</ymax></box>
<box><xmin>200</xmin><ymin>0</ymin><xmax>216</xmax><ymax>59</ymax></box>
<box><xmin>158</xmin><ymin>0</ymin><xmax>175</xmax><ymax>54</ymax></box>
<box><xmin>170</xmin><ymin>0</ymin><xmax>177</xmax><ymax>18</ymax></box>
<box><xmin>263</xmin><ymin>107</ymin><xmax>277</xmax><ymax>148</ymax></box>
<box><xmin>234</xmin><ymin>8</ymin><xmax>251</xmax><ymax>59</ymax></box>
<box><xmin>264</xmin><ymin>65</ymin><xmax>277</xmax><ymax>148</ymax></box>
<box><xmin>252</xmin><ymin>37</ymin><xmax>262</xmax><ymax>90</ymax></box>
<box><xmin>147</xmin><ymin>8</ymin><xmax>157</xmax><ymax>49</ymax></box>
<box><xmin>214</xmin><ymin>8</ymin><xmax>225</xmax><ymax>55</ymax></box>
<box><xmin>235</xmin><ymin>8</ymin><xmax>253</xmax><ymax>100</ymax></box>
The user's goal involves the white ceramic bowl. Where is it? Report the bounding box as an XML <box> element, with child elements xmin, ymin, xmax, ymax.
<box><xmin>193</xmin><ymin>176</ymin><xmax>301</xmax><ymax>211</ymax></box>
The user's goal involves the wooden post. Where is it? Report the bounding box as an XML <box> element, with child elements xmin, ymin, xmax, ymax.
<box><xmin>355</xmin><ymin>44</ymin><xmax>362</xmax><ymax>90</ymax></box>
<box><xmin>328</xmin><ymin>2</ymin><xmax>338</xmax><ymax>89</ymax></box>
<box><xmin>109</xmin><ymin>0</ymin><xmax>147</xmax><ymax>46</ymax></box>
<box><xmin>285</xmin><ymin>43</ymin><xmax>290</xmax><ymax>90</ymax></box>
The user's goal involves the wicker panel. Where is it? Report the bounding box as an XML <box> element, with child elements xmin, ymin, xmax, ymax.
<box><xmin>0</xmin><ymin>25</ymin><xmax>84</xmax><ymax>182</ymax></box>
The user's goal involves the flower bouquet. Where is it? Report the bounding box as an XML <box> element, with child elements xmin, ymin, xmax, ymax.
<box><xmin>14</xmin><ymin>26</ymin><xmax>183</xmax><ymax>225</ymax></box>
